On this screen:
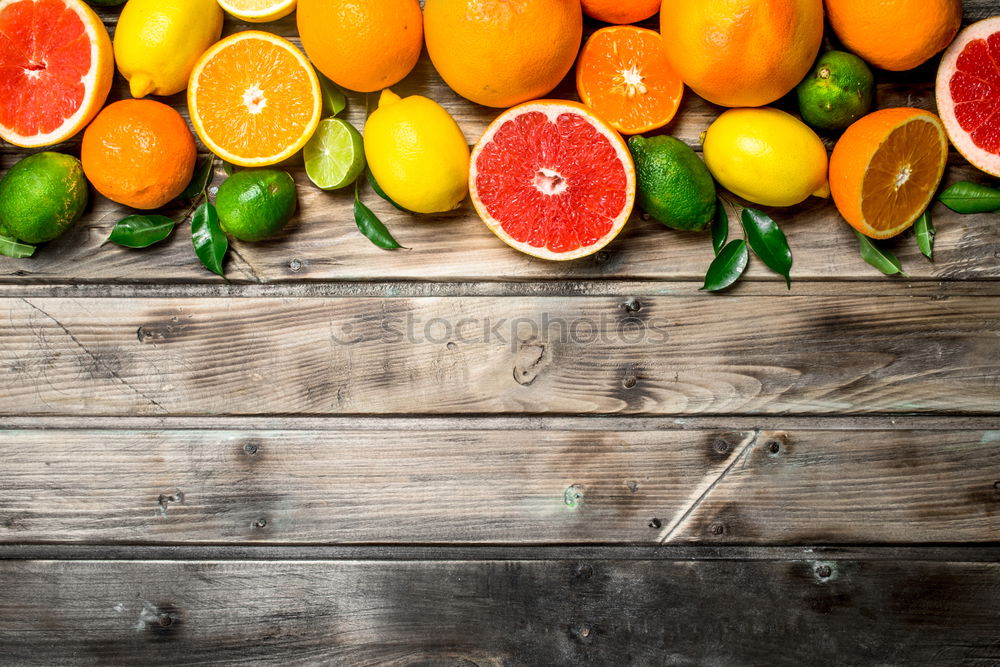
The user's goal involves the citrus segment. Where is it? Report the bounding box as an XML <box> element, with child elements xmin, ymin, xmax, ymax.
<box><xmin>936</xmin><ymin>17</ymin><xmax>1000</xmax><ymax>177</ymax></box>
<box><xmin>304</xmin><ymin>118</ymin><xmax>365</xmax><ymax>191</ymax></box>
<box><xmin>576</xmin><ymin>26</ymin><xmax>683</xmax><ymax>136</ymax></box>
<box><xmin>188</xmin><ymin>31</ymin><xmax>321</xmax><ymax>167</ymax></box>
<box><xmin>217</xmin><ymin>0</ymin><xmax>296</xmax><ymax>22</ymax></box>
<box><xmin>0</xmin><ymin>0</ymin><xmax>112</xmax><ymax>147</ymax></box>
<box><xmin>470</xmin><ymin>101</ymin><xmax>635</xmax><ymax>261</ymax></box>
<box><xmin>830</xmin><ymin>108</ymin><xmax>948</xmax><ymax>239</ymax></box>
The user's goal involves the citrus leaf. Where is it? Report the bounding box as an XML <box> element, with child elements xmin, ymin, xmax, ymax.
<box><xmin>914</xmin><ymin>210</ymin><xmax>935</xmax><ymax>260</ymax></box>
<box><xmin>938</xmin><ymin>181</ymin><xmax>1000</xmax><ymax>214</ymax></box>
<box><xmin>711</xmin><ymin>197</ymin><xmax>728</xmax><ymax>255</ymax></box>
<box><xmin>108</xmin><ymin>215</ymin><xmax>175</xmax><ymax>248</ymax></box>
<box><xmin>178</xmin><ymin>156</ymin><xmax>215</xmax><ymax>200</ymax></box>
<box><xmin>0</xmin><ymin>234</ymin><xmax>35</xmax><ymax>258</ymax></box>
<box><xmin>222</xmin><ymin>162</ymin><xmax>237</xmax><ymax>177</ymax></box>
<box><xmin>366</xmin><ymin>169</ymin><xmax>410</xmax><ymax>212</ymax></box>
<box><xmin>354</xmin><ymin>183</ymin><xmax>405</xmax><ymax>250</ymax></box>
<box><xmin>191</xmin><ymin>201</ymin><xmax>227</xmax><ymax>276</ymax></box>
<box><xmin>854</xmin><ymin>229</ymin><xmax>904</xmax><ymax>276</ymax></box>
<box><xmin>741</xmin><ymin>208</ymin><xmax>792</xmax><ymax>288</ymax></box>
<box><xmin>701</xmin><ymin>239</ymin><xmax>748</xmax><ymax>292</ymax></box>
<box><xmin>317</xmin><ymin>71</ymin><xmax>347</xmax><ymax>117</ymax></box>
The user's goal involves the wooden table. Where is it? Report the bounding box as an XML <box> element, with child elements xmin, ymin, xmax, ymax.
<box><xmin>2</xmin><ymin>4</ymin><xmax>1000</xmax><ymax>665</ymax></box>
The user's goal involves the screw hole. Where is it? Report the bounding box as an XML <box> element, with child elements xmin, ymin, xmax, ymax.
<box><xmin>815</xmin><ymin>565</ymin><xmax>833</xmax><ymax>579</ymax></box>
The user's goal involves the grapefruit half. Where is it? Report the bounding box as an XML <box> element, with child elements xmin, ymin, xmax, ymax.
<box><xmin>0</xmin><ymin>0</ymin><xmax>113</xmax><ymax>148</ymax></box>
<box><xmin>469</xmin><ymin>100</ymin><xmax>636</xmax><ymax>261</ymax></box>
<box><xmin>936</xmin><ymin>16</ymin><xmax>1000</xmax><ymax>177</ymax></box>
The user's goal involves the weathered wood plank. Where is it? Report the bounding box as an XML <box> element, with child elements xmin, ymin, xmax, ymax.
<box><xmin>2</xmin><ymin>295</ymin><xmax>997</xmax><ymax>416</ymax></box>
<box><xmin>0</xmin><ymin>559</ymin><xmax>997</xmax><ymax>665</ymax></box>
<box><xmin>1</xmin><ymin>428</ymin><xmax>997</xmax><ymax>544</ymax></box>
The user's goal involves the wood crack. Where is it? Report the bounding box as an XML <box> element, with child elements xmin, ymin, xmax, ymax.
<box><xmin>19</xmin><ymin>298</ymin><xmax>167</xmax><ymax>413</ymax></box>
<box><xmin>227</xmin><ymin>245</ymin><xmax>264</xmax><ymax>283</ymax></box>
<box><xmin>657</xmin><ymin>429</ymin><xmax>760</xmax><ymax>543</ymax></box>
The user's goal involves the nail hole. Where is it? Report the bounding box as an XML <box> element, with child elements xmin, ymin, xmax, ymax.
<box><xmin>709</xmin><ymin>522</ymin><xmax>725</xmax><ymax>535</ymax></box>
<box><xmin>815</xmin><ymin>565</ymin><xmax>833</xmax><ymax>579</ymax></box>
<box><xmin>243</xmin><ymin>443</ymin><xmax>258</xmax><ymax>455</ymax></box>
<box><xmin>254</xmin><ymin>518</ymin><xmax>267</xmax><ymax>529</ymax></box>
<box><xmin>446</xmin><ymin>341</ymin><xmax>457</xmax><ymax>350</ymax></box>
<box><xmin>649</xmin><ymin>518</ymin><xmax>661</xmax><ymax>529</ymax></box>
<box><xmin>622</xmin><ymin>375</ymin><xmax>637</xmax><ymax>389</ymax></box>
<box><xmin>767</xmin><ymin>440</ymin><xmax>781</xmax><ymax>454</ymax></box>
<box><xmin>713</xmin><ymin>438</ymin><xmax>731</xmax><ymax>454</ymax></box>
<box><xmin>623</xmin><ymin>299</ymin><xmax>642</xmax><ymax>313</ymax></box>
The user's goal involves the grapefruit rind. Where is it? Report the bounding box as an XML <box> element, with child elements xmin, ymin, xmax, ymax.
<box><xmin>0</xmin><ymin>0</ymin><xmax>113</xmax><ymax>148</ymax></box>
<box><xmin>469</xmin><ymin>100</ymin><xmax>636</xmax><ymax>262</ymax></box>
<box><xmin>188</xmin><ymin>31</ymin><xmax>321</xmax><ymax>168</ymax></box>
<box><xmin>935</xmin><ymin>17</ymin><xmax>1000</xmax><ymax>178</ymax></box>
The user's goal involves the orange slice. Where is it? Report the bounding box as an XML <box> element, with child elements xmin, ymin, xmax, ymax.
<box><xmin>0</xmin><ymin>0</ymin><xmax>113</xmax><ymax>148</ymax></box>
<box><xmin>576</xmin><ymin>26</ymin><xmax>683</xmax><ymax>135</ymax></box>
<box><xmin>830</xmin><ymin>108</ymin><xmax>948</xmax><ymax>239</ymax></box>
<box><xmin>188</xmin><ymin>31</ymin><xmax>321</xmax><ymax>167</ymax></box>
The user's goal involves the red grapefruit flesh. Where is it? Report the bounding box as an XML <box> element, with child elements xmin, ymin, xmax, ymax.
<box><xmin>0</xmin><ymin>0</ymin><xmax>113</xmax><ymax>148</ymax></box>
<box><xmin>936</xmin><ymin>16</ymin><xmax>1000</xmax><ymax>177</ymax></box>
<box><xmin>469</xmin><ymin>100</ymin><xmax>636</xmax><ymax>261</ymax></box>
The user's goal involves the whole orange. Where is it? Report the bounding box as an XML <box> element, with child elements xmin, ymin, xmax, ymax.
<box><xmin>659</xmin><ymin>0</ymin><xmax>823</xmax><ymax>108</ymax></box>
<box><xmin>582</xmin><ymin>0</ymin><xmax>659</xmax><ymax>24</ymax></box>
<box><xmin>81</xmin><ymin>100</ymin><xmax>197</xmax><ymax>210</ymax></box>
<box><xmin>297</xmin><ymin>0</ymin><xmax>422</xmax><ymax>93</ymax></box>
<box><xmin>825</xmin><ymin>0</ymin><xmax>961</xmax><ymax>72</ymax></box>
<box><xmin>424</xmin><ymin>0</ymin><xmax>582</xmax><ymax>108</ymax></box>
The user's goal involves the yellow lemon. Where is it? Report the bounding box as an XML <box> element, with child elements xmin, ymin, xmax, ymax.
<box><xmin>363</xmin><ymin>89</ymin><xmax>471</xmax><ymax>214</ymax></box>
<box><xmin>114</xmin><ymin>0</ymin><xmax>224</xmax><ymax>99</ymax></box>
<box><xmin>217</xmin><ymin>0</ymin><xmax>296</xmax><ymax>23</ymax></box>
<box><xmin>703</xmin><ymin>108</ymin><xmax>830</xmax><ymax>208</ymax></box>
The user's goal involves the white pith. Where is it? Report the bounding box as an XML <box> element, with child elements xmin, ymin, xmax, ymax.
<box><xmin>469</xmin><ymin>101</ymin><xmax>636</xmax><ymax>262</ymax></box>
<box><xmin>935</xmin><ymin>16</ymin><xmax>1000</xmax><ymax>177</ymax></box>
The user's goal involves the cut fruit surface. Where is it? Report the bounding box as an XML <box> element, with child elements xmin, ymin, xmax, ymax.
<box><xmin>469</xmin><ymin>100</ymin><xmax>635</xmax><ymax>261</ymax></box>
<box><xmin>188</xmin><ymin>31</ymin><xmax>321</xmax><ymax>167</ymax></box>
<box><xmin>216</xmin><ymin>0</ymin><xmax>296</xmax><ymax>23</ymax></box>
<box><xmin>936</xmin><ymin>16</ymin><xmax>1000</xmax><ymax>177</ymax></box>
<box><xmin>830</xmin><ymin>108</ymin><xmax>948</xmax><ymax>239</ymax></box>
<box><xmin>576</xmin><ymin>26</ymin><xmax>683</xmax><ymax>135</ymax></box>
<box><xmin>0</xmin><ymin>0</ymin><xmax>113</xmax><ymax>147</ymax></box>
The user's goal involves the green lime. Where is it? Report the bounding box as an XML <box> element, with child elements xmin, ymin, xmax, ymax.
<box><xmin>0</xmin><ymin>152</ymin><xmax>88</xmax><ymax>244</ymax></box>
<box><xmin>304</xmin><ymin>118</ymin><xmax>365</xmax><ymax>190</ymax></box>
<box><xmin>796</xmin><ymin>51</ymin><xmax>874</xmax><ymax>131</ymax></box>
<box><xmin>215</xmin><ymin>169</ymin><xmax>297</xmax><ymax>242</ymax></box>
<box><xmin>628</xmin><ymin>135</ymin><xmax>716</xmax><ymax>232</ymax></box>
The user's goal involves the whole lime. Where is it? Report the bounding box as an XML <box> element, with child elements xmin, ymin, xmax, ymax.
<box><xmin>0</xmin><ymin>152</ymin><xmax>88</xmax><ymax>244</ymax></box>
<box><xmin>628</xmin><ymin>135</ymin><xmax>716</xmax><ymax>231</ymax></box>
<box><xmin>215</xmin><ymin>169</ymin><xmax>297</xmax><ymax>242</ymax></box>
<box><xmin>796</xmin><ymin>50</ymin><xmax>874</xmax><ymax>131</ymax></box>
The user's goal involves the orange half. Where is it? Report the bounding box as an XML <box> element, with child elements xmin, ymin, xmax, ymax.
<box><xmin>576</xmin><ymin>26</ymin><xmax>683</xmax><ymax>135</ymax></box>
<box><xmin>830</xmin><ymin>108</ymin><xmax>949</xmax><ymax>239</ymax></box>
<box><xmin>188</xmin><ymin>31</ymin><xmax>321</xmax><ymax>167</ymax></box>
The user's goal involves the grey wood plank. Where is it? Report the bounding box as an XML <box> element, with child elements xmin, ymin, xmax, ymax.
<box><xmin>0</xmin><ymin>558</ymin><xmax>998</xmax><ymax>665</ymax></box>
<box><xmin>1</xmin><ymin>295</ymin><xmax>997</xmax><ymax>416</ymax></box>
<box><xmin>1</xmin><ymin>427</ymin><xmax>997</xmax><ymax>545</ymax></box>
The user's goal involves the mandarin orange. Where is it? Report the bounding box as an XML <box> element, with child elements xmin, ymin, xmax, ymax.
<box><xmin>81</xmin><ymin>99</ymin><xmax>196</xmax><ymax>210</ymax></box>
<box><xmin>659</xmin><ymin>0</ymin><xmax>823</xmax><ymax>108</ymax></box>
<box><xmin>297</xmin><ymin>0</ymin><xmax>422</xmax><ymax>93</ymax></box>
<box><xmin>582</xmin><ymin>0</ymin><xmax>659</xmax><ymax>24</ymax></box>
<box><xmin>424</xmin><ymin>0</ymin><xmax>582</xmax><ymax>108</ymax></box>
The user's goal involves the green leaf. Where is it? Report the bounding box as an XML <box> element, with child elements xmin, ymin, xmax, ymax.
<box><xmin>711</xmin><ymin>197</ymin><xmax>728</xmax><ymax>256</ymax></box>
<box><xmin>354</xmin><ymin>182</ymin><xmax>405</xmax><ymax>250</ymax></box>
<box><xmin>178</xmin><ymin>156</ymin><xmax>215</xmax><ymax>200</ymax></box>
<box><xmin>317</xmin><ymin>71</ymin><xmax>347</xmax><ymax>117</ymax></box>
<box><xmin>0</xmin><ymin>234</ymin><xmax>35</xmax><ymax>258</ymax></box>
<box><xmin>108</xmin><ymin>215</ymin><xmax>175</xmax><ymax>248</ymax></box>
<box><xmin>741</xmin><ymin>208</ymin><xmax>792</xmax><ymax>288</ymax></box>
<box><xmin>938</xmin><ymin>181</ymin><xmax>1000</xmax><ymax>214</ymax></box>
<box><xmin>366</xmin><ymin>169</ymin><xmax>410</xmax><ymax>212</ymax></box>
<box><xmin>191</xmin><ymin>201</ymin><xmax>228</xmax><ymax>276</ymax></box>
<box><xmin>701</xmin><ymin>239</ymin><xmax>748</xmax><ymax>292</ymax></box>
<box><xmin>914</xmin><ymin>210</ymin><xmax>935</xmax><ymax>260</ymax></box>
<box><xmin>854</xmin><ymin>229</ymin><xmax>904</xmax><ymax>276</ymax></box>
<box><xmin>222</xmin><ymin>162</ymin><xmax>237</xmax><ymax>177</ymax></box>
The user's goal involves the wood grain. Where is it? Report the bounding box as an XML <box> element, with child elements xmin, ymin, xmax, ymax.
<box><xmin>1</xmin><ymin>5</ymin><xmax>998</xmax><ymax>285</ymax></box>
<box><xmin>1</xmin><ymin>295</ymin><xmax>997</xmax><ymax>416</ymax></box>
<box><xmin>1</xmin><ymin>558</ymin><xmax>998</xmax><ymax>665</ymax></box>
<box><xmin>1</xmin><ymin>427</ymin><xmax>997</xmax><ymax>544</ymax></box>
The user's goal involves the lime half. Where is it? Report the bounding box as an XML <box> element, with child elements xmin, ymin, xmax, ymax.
<box><xmin>304</xmin><ymin>118</ymin><xmax>365</xmax><ymax>190</ymax></box>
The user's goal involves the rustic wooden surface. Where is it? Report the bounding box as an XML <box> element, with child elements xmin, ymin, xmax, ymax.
<box><xmin>2</xmin><ymin>2</ymin><xmax>1000</xmax><ymax>665</ymax></box>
